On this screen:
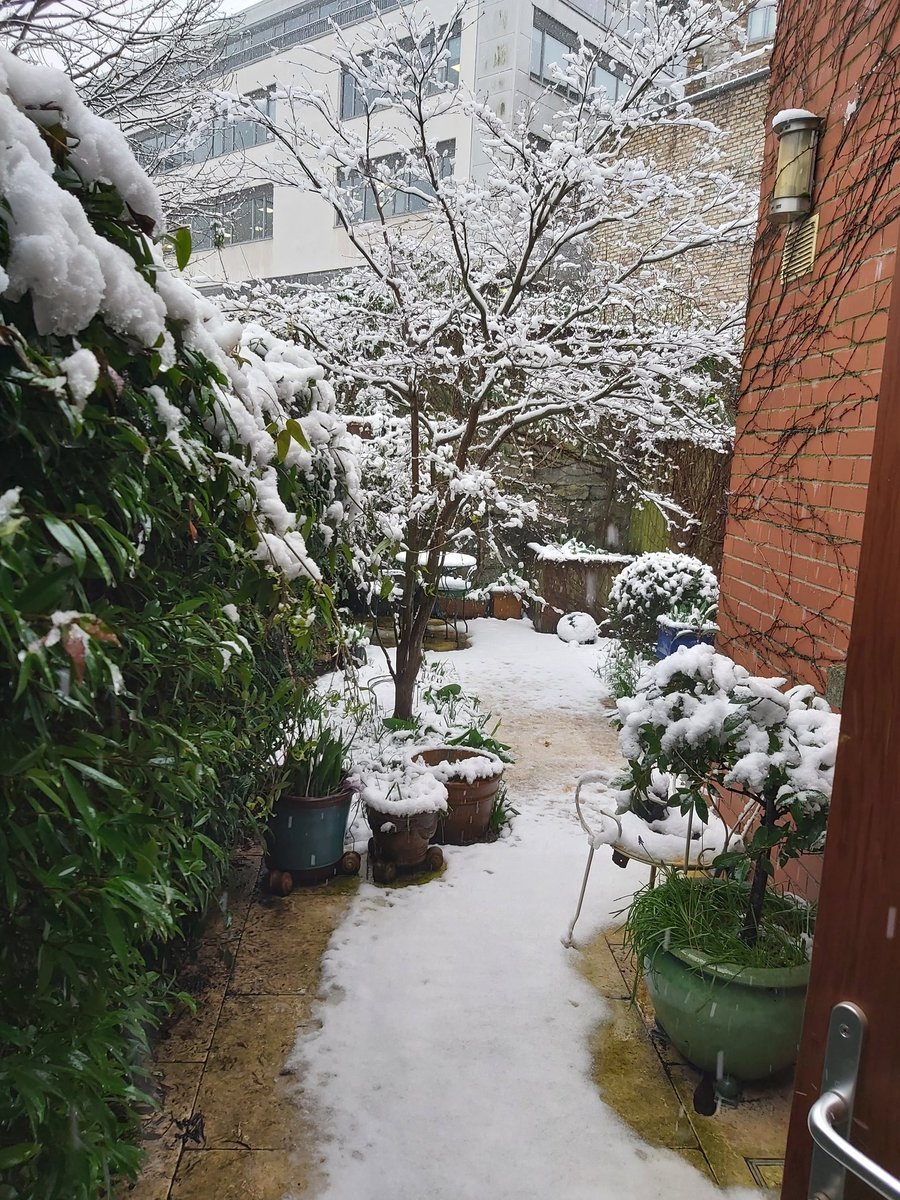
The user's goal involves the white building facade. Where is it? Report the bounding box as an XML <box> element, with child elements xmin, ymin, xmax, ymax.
<box><xmin>135</xmin><ymin>0</ymin><xmax>776</xmax><ymax>286</ymax></box>
<box><xmin>135</xmin><ymin>0</ymin><xmax>642</xmax><ymax>284</ymax></box>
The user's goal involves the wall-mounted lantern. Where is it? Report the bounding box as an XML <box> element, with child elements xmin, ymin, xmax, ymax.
<box><xmin>770</xmin><ymin>109</ymin><xmax>821</xmax><ymax>224</ymax></box>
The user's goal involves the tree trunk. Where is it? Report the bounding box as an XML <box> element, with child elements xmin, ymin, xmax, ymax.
<box><xmin>392</xmin><ymin>588</ymin><xmax>436</xmax><ymax>718</ymax></box>
<box><xmin>739</xmin><ymin>787</ymin><xmax>778</xmax><ymax>947</ymax></box>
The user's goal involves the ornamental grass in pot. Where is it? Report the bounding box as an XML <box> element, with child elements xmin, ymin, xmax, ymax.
<box><xmin>265</xmin><ymin>714</ymin><xmax>360</xmax><ymax>894</ymax></box>
<box><xmin>612</xmin><ymin>644</ymin><xmax>838</xmax><ymax>1095</ymax></box>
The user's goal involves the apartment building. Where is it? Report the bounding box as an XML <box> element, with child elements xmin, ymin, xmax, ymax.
<box><xmin>135</xmin><ymin>0</ymin><xmax>777</xmax><ymax>287</ymax></box>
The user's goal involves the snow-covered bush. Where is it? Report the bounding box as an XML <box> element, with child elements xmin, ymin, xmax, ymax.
<box><xmin>557</xmin><ymin>612</ymin><xmax>598</xmax><ymax>644</ymax></box>
<box><xmin>0</xmin><ymin>51</ymin><xmax>359</xmax><ymax>1198</ymax></box>
<box><xmin>607</xmin><ymin>552</ymin><xmax>719</xmax><ymax>656</ymax></box>
<box><xmin>612</xmin><ymin>645</ymin><xmax>839</xmax><ymax>944</ymax></box>
<box><xmin>488</xmin><ymin>566</ymin><xmax>532</xmax><ymax>598</ymax></box>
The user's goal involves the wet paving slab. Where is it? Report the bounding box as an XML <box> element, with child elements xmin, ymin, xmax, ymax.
<box><xmin>122</xmin><ymin>852</ymin><xmax>356</xmax><ymax>1200</ymax></box>
<box><xmin>580</xmin><ymin>927</ymin><xmax>792</xmax><ymax>1194</ymax></box>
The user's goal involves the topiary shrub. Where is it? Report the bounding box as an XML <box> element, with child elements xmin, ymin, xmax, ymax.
<box><xmin>607</xmin><ymin>551</ymin><xmax>719</xmax><ymax>656</ymax></box>
<box><xmin>0</xmin><ymin>53</ymin><xmax>359</xmax><ymax>1198</ymax></box>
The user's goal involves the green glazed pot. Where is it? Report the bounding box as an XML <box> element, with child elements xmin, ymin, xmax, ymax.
<box><xmin>644</xmin><ymin>946</ymin><xmax>810</xmax><ymax>1081</ymax></box>
<box><xmin>265</xmin><ymin>785</ymin><xmax>355</xmax><ymax>885</ymax></box>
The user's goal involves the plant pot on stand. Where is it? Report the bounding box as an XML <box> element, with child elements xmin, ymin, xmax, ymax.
<box><xmin>362</xmin><ymin>767</ymin><xmax>447</xmax><ymax>884</ymax></box>
<box><xmin>413</xmin><ymin>746</ymin><xmax>504</xmax><ymax>845</ymax></box>
<box><xmin>264</xmin><ymin>783</ymin><xmax>361</xmax><ymax>894</ymax></box>
<box><xmin>643</xmin><ymin>944</ymin><xmax>809</xmax><ymax>1089</ymax></box>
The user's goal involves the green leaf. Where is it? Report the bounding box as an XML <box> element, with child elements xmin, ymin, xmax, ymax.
<box><xmin>285</xmin><ymin>419</ymin><xmax>311</xmax><ymax>450</ymax></box>
<box><xmin>74</xmin><ymin>523</ymin><xmax>114</xmax><ymax>585</ymax></box>
<box><xmin>102</xmin><ymin>907</ymin><xmax>130</xmax><ymax>967</ymax></box>
<box><xmin>172</xmin><ymin>225</ymin><xmax>192</xmax><ymax>271</ymax></box>
<box><xmin>0</xmin><ymin>1142</ymin><xmax>40</xmax><ymax>1170</ymax></box>
<box><xmin>43</xmin><ymin>515</ymin><xmax>87</xmax><ymax>572</ymax></box>
<box><xmin>62</xmin><ymin>758</ymin><xmax>126</xmax><ymax>792</ymax></box>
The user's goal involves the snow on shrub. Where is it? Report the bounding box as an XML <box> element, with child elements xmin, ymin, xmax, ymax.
<box><xmin>360</xmin><ymin>760</ymin><xmax>449</xmax><ymax>816</ymax></box>
<box><xmin>607</xmin><ymin>552</ymin><xmax>718</xmax><ymax>655</ymax></box>
<box><xmin>556</xmin><ymin>612</ymin><xmax>598</xmax><ymax>644</ymax></box>
<box><xmin>0</xmin><ymin>50</ymin><xmax>360</xmax><ymax>1198</ymax></box>
<box><xmin>612</xmin><ymin>644</ymin><xmax>838</xmax><ymax>943</ymax></box>
<box><xmin>615</xmin><ymin>645</ymin><xmax>838</xmax><ymax>824</ymax></box>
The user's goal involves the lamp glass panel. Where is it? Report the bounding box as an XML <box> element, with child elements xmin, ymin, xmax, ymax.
<box><xmin>773</xmin><ymin>127</ymin><xmax>815</xmax><ymax>202</ymax></box>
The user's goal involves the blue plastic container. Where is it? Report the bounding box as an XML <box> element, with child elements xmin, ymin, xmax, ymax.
<box><xmin>655</xmin><ymin>620</ymin><xmax>716</xmax><ymax>660</ymax></box>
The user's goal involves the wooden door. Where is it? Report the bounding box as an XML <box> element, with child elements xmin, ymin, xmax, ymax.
<box><xmin>781</xmin><ymin>238</ymin><xmax>900</xmax><ymax>1197</ymax></box>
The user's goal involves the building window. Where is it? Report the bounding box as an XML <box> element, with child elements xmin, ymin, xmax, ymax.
<box><xmin>221</xmin><ymin>0</ymin><xmax>402</xmax><ymax>71</ymax></box>
<box><xmin>530</xmin><ymin>17</ymin><xmax>573</xmax><ymax>86</ymax></box>
<box><xmin>747</xmin><ymin>0</ymin><xmax>776</xmax><ymax>43</ymax></box>
<box><xmin>192</xmin><ymin>88</ymin><xmax>276</xmax><ymax>162</ymax></box>
<box><xmin>133</xmin><ymin>89</ymin><xmax>276</xmax><ymax>173</ymax></box>
<box><xmin>189</xmin><ymin>185</ymin><xmax>274</xmax><ymax>250</ymax></box>
<box><xmin>133</xmin><ymin>126</ymin><xmax>193</xmax><ymax>172</ymax></box>
<box><xmin>530</xmin><ymin>8</ymin><xmax>622</xmax><ymax>99</ymax></box>
<box><xmin>339</xmin><ymin>140</ymin><xmax>455</xmax><ymax>222</ymax></box>
<box><xmin>339</xmin><ymin>21</ymin><xmax>462</xmax><ymax>120</ymax></box>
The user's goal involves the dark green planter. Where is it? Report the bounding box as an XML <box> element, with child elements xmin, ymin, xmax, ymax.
<box><xmin>265</xmin><ymin>785</ymin><xmax>355</xmax><ymax>886</ymax></box>
<box><xmin>644</xmin><ymin>946</ymin><xmax>809</xmax><ymax>1082</ymax></box>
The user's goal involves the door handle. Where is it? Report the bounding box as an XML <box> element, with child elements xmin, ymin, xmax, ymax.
<box><xmin>808</xmin><ymin>1001</ymin><xmax>900</xmax><ymax>1200</ymax></box>
<box><xmin>809</xmin><ymin>1088</ymin><xmax>900</xmax><ymax>1200</ymax></box>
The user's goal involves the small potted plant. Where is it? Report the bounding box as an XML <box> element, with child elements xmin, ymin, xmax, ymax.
<box><xmin>489</xmin><ymin>566</ymin><xmax>531</xmax><ymax>620</ymax></box>
<box><xmin>265</xmin><ymin>705</ymin><xmax>361</xmax><ymax>895</ymax></box>
<box><xmin>413</xmin><ymin>728</ymin><xmax>510</xmax><ymax>845</ymax></box>
<box><xmin>607</xmin><ymin>552</ymin><xmax>719</xmax><ymax>659</ymax></box>
<box><xmin>361</xmin><ymin>758</ymin><xmax>447</xmax><ymax>884</ymax></box>
<box><xmin>612</xmin><ymin>644</ymin><xmax>838</xmax><ymax>1097</ymax></box>
<box><xmin>655</xmin><ymin>601</ymin><xmax>718</xmax><ymax>659</ymax></box>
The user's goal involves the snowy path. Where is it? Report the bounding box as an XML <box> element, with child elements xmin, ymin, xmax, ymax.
<box><xmin>289</xmin><ymin>621</ymin><xmax>755</xmax><ymax>1200</ymax></box>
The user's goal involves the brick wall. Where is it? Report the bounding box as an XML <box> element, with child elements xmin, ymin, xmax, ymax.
<box><xmin>649</xmin><ymin>69</ymin><xmax>771</xmax><ymax>308</ymax></box>
<box><xmin>717</xmin><ymin>2</ymin><xmax>900</xmax><ymax>696</ymax></box>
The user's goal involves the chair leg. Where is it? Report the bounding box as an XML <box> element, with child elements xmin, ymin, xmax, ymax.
<box><xmin>562</xmin><ymin>846</ymin><xmax>595</xmax><ymax>947</ymax></box>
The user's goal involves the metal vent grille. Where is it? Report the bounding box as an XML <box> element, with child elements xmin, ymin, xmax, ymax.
<box><xmin>781</xmin><ymin>213</ymin><xmax>819</xmax><ymax>284</ymax></box>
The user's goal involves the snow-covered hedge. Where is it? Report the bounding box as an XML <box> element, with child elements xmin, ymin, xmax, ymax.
<box><xmin>607</xmin><ymin>551</ymin><xmax>718</xmax><ymax>654</ymax></box>
<box><xmin>0</xmin><ymin>51</ymin><xmax>359</xmax><ymax>1198</ymax></box>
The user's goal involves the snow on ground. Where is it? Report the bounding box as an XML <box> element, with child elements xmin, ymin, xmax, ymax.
<box><xmin>288</xmin><ymin>620</ymin><xmax>757</xmax><ymax>1200</ymax></box>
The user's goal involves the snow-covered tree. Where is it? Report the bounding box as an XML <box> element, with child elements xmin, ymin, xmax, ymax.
<box><xmin>0</xmin><ymin>0</ymin><xmax>227</xmax><ymax>199</ymax></box>
<box><xmin>213</xmin><ymin>1</ymin><xmax>757</xmax><ymax>716</ymax></box>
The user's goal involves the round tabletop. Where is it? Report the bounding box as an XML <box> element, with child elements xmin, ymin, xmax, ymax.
<box><xmin>395</xmin><ymin>550</ymin><xmax>477</xmax><ymax>570</ymax></box>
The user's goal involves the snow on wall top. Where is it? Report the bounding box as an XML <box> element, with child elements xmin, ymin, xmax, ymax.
<box><xmin>528</xmin><ymin>541</ymin><xmax>634</xmax><ymax>564</ymax></box>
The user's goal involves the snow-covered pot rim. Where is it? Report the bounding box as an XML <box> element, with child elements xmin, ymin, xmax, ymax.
<box><xmin>411</xmin><ymin>745</ymin><xmax>505</xmax><ymax>782</ymax></box>
<box><xmin>657</xmin><ymin>614</ymin><xmax>719</xmax><ymax>633</ymax></box>
<box><xmin>360</xmin><ymin>769</ymin><xmax>448</xmax><ymax>817</ymax></box>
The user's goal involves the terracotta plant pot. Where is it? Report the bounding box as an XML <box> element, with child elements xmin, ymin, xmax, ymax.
<box><xmin>490</xmin><ymin>590</ymin><xmax>524</xmax><ymax>620</ymax></box>
<box><xmin>366</xmin><ymin>807</ymin><xmax>444</xmax><ymax>883</ymax></box>
<box><xmin>415</xmin><ymin>747</ymin><xmax>504</xmax><ymax>845</ymax></box>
